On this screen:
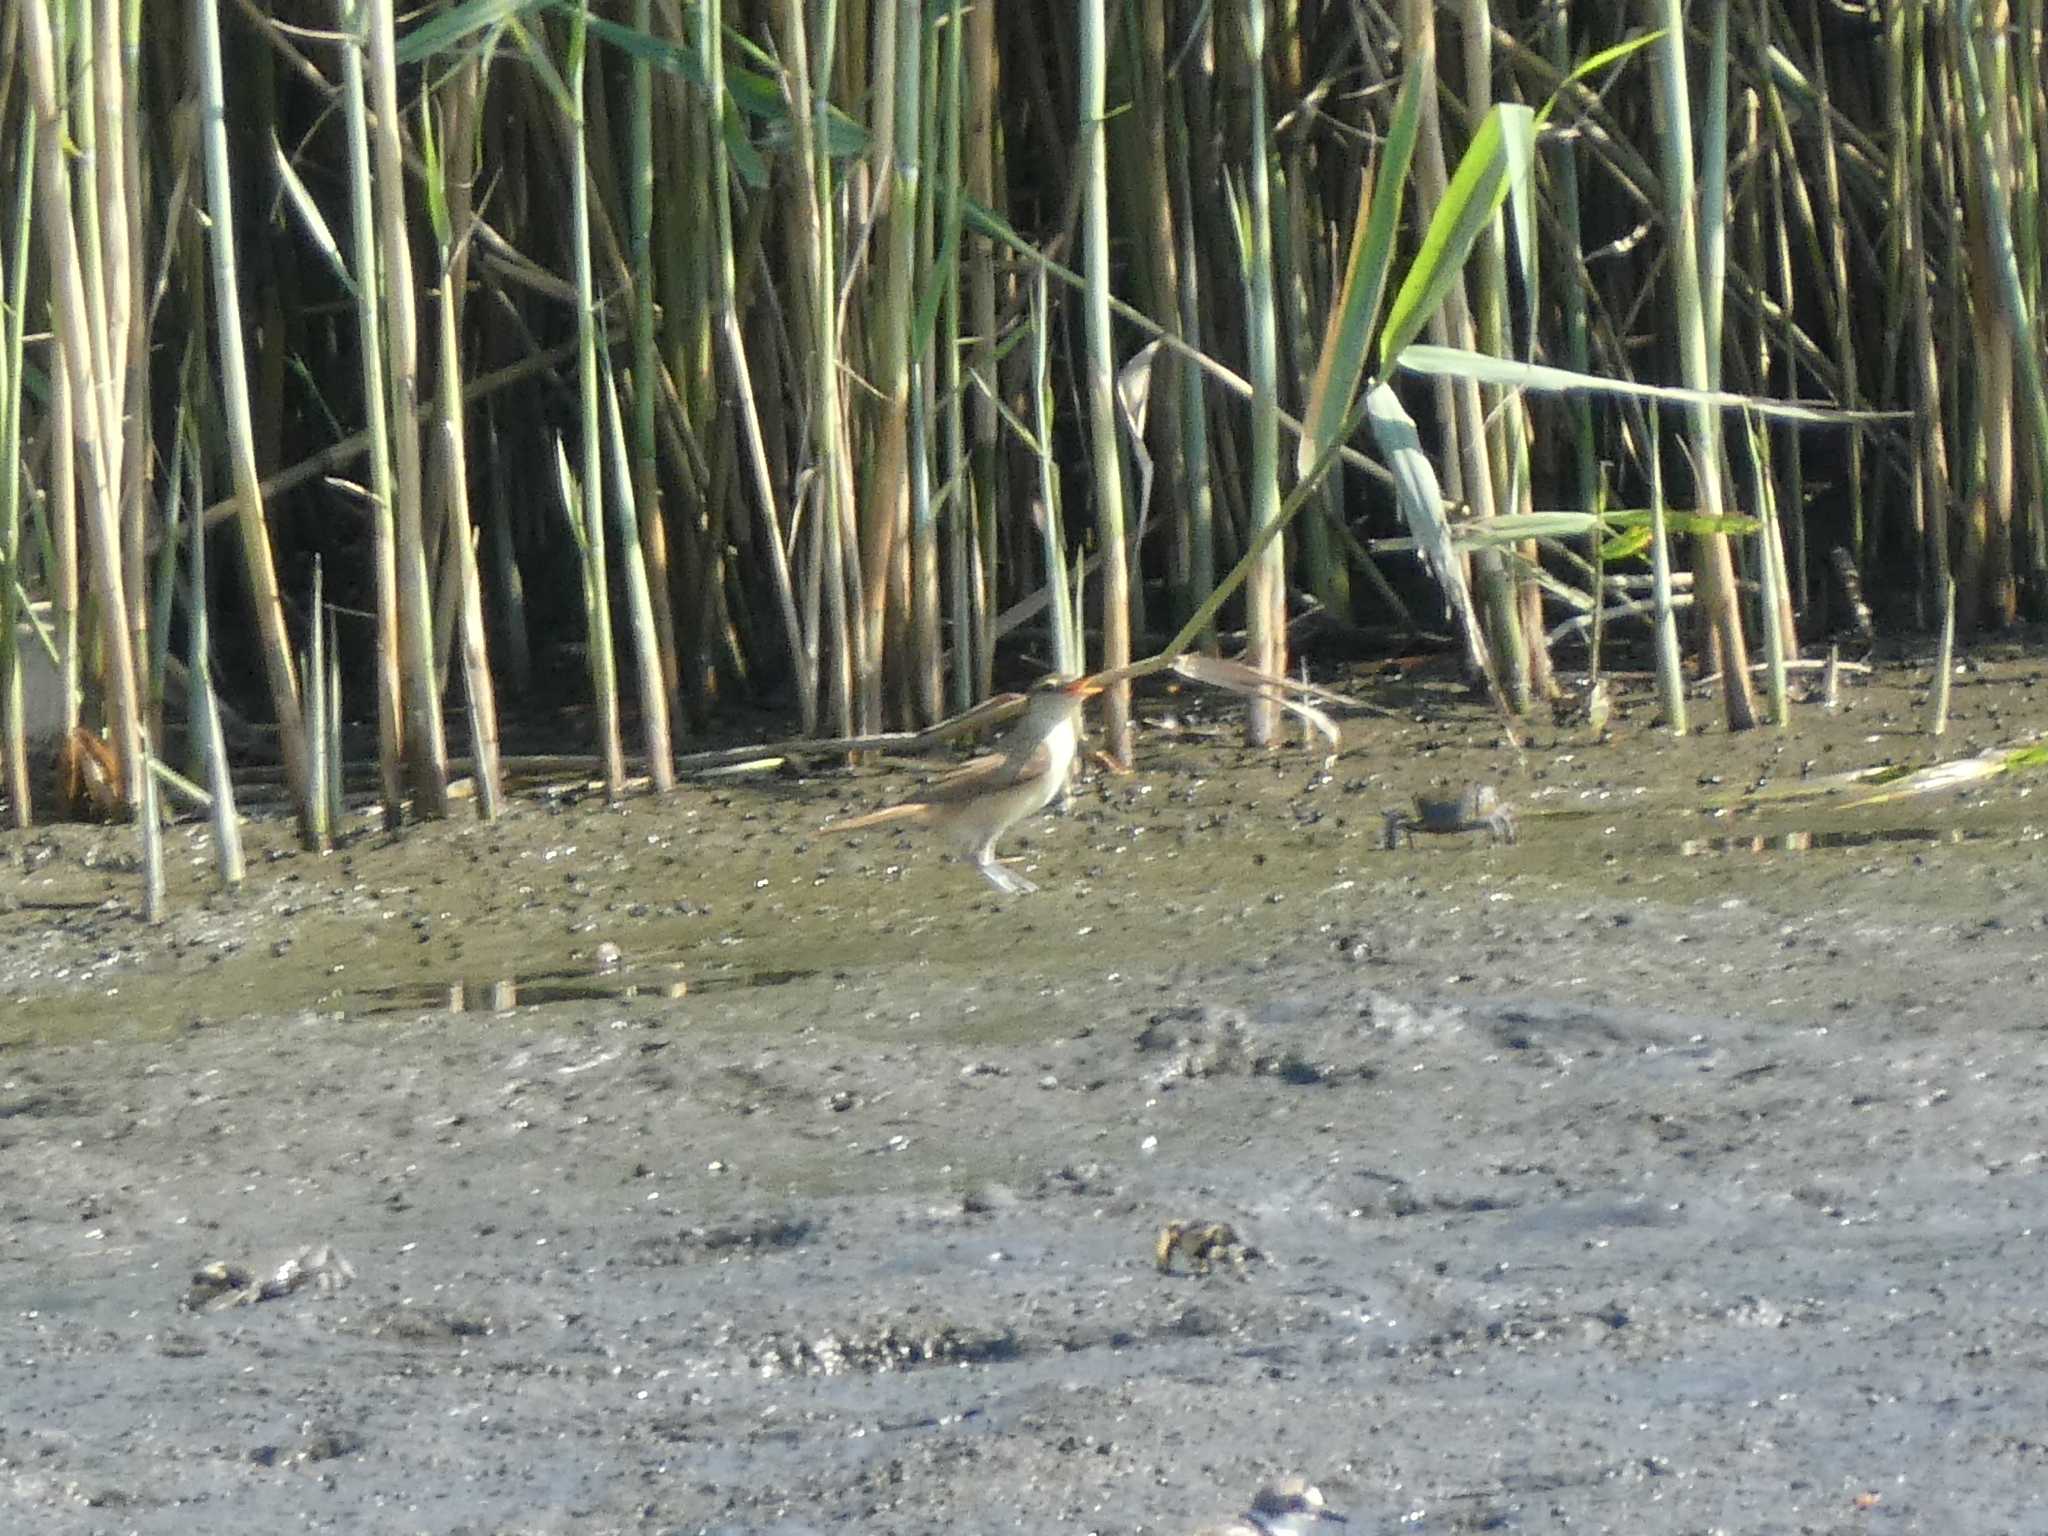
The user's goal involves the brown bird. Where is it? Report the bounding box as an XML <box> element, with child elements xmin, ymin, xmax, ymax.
<box><xmin>824</xmin><ymin>674</ymin><xmax>1102</xmax><ymax>894</ymax></box>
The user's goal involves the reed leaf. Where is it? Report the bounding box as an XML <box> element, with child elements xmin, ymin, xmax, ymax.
<box><xmin>1297</xmin><ymin>65</ymin><xmax>1423</xmax><ymax>479</ymax></box>
<box><xmin>1396</xmin><ymin>344</ymin><xmax>1894</xmax><ymax>423</ymax></box>
<box><xmin>1380</xmin><ymin>105</ymin><xmax>1532</xmax><ymax>369</ymax></box>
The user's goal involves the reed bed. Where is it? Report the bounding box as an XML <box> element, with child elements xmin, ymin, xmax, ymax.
<box><xmin>0</xmin><ymin>1</ymin><xmax>2031</xmax><ymax>880</ymax></box>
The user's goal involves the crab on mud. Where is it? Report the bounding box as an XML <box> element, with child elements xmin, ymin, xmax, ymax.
<box><xmin>183</xmin><ymin>1245</ymin><xmax>357</xmax><ymax>1311</ymax></box>
<box><xmin>1382</xmin><ymin>783</ymin><xmax>1517</xmax><ymax>849</ymax></box>
<box><xmin>1155</xmin><ymin>1219</ymin><xmax>1262</xmax><ymax>1278</ymax></box>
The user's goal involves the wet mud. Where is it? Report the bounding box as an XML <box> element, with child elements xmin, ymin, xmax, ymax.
<box><xmin>3</xmin><ymin>651</ymin><xmax>2047</xmax><ymax>1533</ymax></box>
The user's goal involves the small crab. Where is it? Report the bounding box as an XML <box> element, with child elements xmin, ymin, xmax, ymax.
<box><xmin>1155</xmin><ymin>1219</ymin><xmax>1263</xmax><ymax>1278</ymax></box>
<box><xmin>183</xmin><ymin>1245</ymin><xmax>357</xmax><ymax>1311</ymax></box>
<box><xmin>1382</xmin><ymin>783</ymin><xmax>1517</xmax><ymax>849</ymax></box>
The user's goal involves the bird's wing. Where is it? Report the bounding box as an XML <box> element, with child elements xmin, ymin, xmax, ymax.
<box><xmin>828</xmin><ymin>735</ymin><xmax>1058</xmax><ymax>826</ymax></box>
<box><xmin>918</xmin><ymin>750</ymin><xmax>1017</xmax><ymax>801</ymax></box>
<box><xmin>918</xmin><ymin>735</ymin><xmax>1067</xmax><ymax>803</ymax></box>
<box><xmin>821</xmin><ymin>801</ymin><xmax>931</xmax><ymax>833</ymax></box>
<box><xmin>1007</xmin><ymin>736</ymin><xmax>1063</xmax><ymax>785</ymax></box>
<box><xmin>824</xmin><ymin>750</ymin><xmax>1016</xmax><ymax>828</ymax></box>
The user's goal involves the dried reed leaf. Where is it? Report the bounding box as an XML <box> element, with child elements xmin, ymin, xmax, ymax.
<box><xmin>1168</xmin><ymin>654</ymin><xmax>1342</xmax><ymax>760</ymax></box>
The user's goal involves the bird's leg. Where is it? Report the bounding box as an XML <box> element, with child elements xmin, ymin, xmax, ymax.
<box><xmin>1381</xmin><ymin>809</ymin><xmax>1414</xmax><ymax>850</ymax></box>
<box><xmin>972</xmin><ymin>843</ymin><xmax>1038</xmax><ymax>895</ymax></box>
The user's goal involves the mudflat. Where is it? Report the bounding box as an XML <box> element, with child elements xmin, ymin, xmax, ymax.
<box><xmin>3</xmin><ymin>657</ymin><xmax>2045</xmax><ymax>1534</ymax></box>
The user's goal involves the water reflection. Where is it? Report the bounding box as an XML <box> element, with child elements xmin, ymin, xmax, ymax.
<box><xmin>350</xmin><ymin>963</ymin><xmax>817</xmax><ymax>1016</ymax></box>
<box><xmin>1679</xmin><ymin>825</ymin><xmax>1977</xmax><ymax>856</ymax></box>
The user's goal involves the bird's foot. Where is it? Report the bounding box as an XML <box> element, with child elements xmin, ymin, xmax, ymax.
<box><xmin>976</xmin><ymin>857</ymin><xmax>1038</xmax><ymax>896</ymax></box>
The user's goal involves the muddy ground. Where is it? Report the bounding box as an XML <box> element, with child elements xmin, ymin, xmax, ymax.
<box><xmin>3</xmin><ymin>651</ymin><xmax>2047</xmax><ymax>1535</ymax></box>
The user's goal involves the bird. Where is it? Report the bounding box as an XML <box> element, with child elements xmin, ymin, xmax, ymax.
<box><xmin>822</xmin><ymin>673</ymin><xmax>1102</xmax><ymax>895</ymax></box>
<box><xmin>1194</xmin><ymin>1476</ymin><xmax>1345</xmax><ymax>1536</ymax></box>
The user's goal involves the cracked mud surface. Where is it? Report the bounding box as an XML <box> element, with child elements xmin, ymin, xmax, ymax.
<box><xmin>3</xmin><ymin>654</ymin><xmax>2047</xmax><ymax>1533</ymax></box>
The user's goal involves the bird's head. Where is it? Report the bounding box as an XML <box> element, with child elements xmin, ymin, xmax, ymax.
<box><xmin>1028</xmin><ymin>672</ymin><xmax>1105</xmax><ymax>701</ymax></box>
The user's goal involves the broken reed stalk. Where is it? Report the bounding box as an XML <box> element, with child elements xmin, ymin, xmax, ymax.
<box><xmin>1161</xmin><ymin>18</ymin><xmax>1217</xmax><ymax>653</ymax></box>
<box><xmin>306</xmin><ymin>558</ymin><xmax>329</xmax><ymax>846</ymax></box>
<box><xmin>962</xmin><ymin>0</ymin><xmax>1001</xmax><ymax>697</ymax></box>
<box><xmin>701</xmin><ymin>0</ymin><xmax>809</xmax><ymax>736</ymax></box>
<box><xmin>365</xmin><ymin>0</ymin><xmax>448</xmax><ymax>817</ymax></box>
<box><xmin>554</xmin><ymin>426</ymin><xmax>625</xmax><ymax>808</ymax></box>
<box><xmin>1029</xmin><ymin>272</ymin><xmax>1079</xmax><ymax>676</ymax></box>
<box><xmin>480</xmin><ymin>410</ymin><xmax>533</xmax><ymax>697</ymax></box>
<box><xmin>1453</xmin><ymin>0</ymin><xmax>1547</xmax><ymax>704</ymax></box>
<box><xmin>1649</xmin><ymin>0</ymin><xmax>1757</xmax><ymax>730</ymax></box>
<box><xmin>425</xmin><ymin>85</ymin><xmax>505</xmax><ymax>822</ymax></box>
<box><xmin>1078</xmin><ymin>0</ymin><xmax>1133</xmax><ymax>763</ymax></box>
<box><xmin>856</xmin><ymin>0</ymin><xmax>907</xmax><ymax>732</ymax></box>
<box><xmin>776</xmin><ymin>0</ymin><xmax>846</xmax><ymax>737</ymax></box>
<box><xmin>53</xmin><ymin>356</ymin><xmax>79</xmax><ymax>750</ymax></box>
<box><xmin>1929</xmin><ymin>578</ymin><xmax>1956</xmax><ymax>736</ymax></box>
<box><xmin>909</xmin><ymin>32</ymin><xmax>944</xmax><ymax>725</ymax></box>
<box><xmin>627</xmin><ymin>0</ymin><xmax>682</xmax><ymax>733</ymax></box>
<box><xmin>602</xmin><ymin>360</ymin><xmax>674</xmax><ymax>792</ymax></box>
<box><xmin>140</xmin><ymin>731</ymin><xmax>163</xmax><ymax>922</ymax></box>
<box><xmin>325</xmin><ymin>605</ymin><xmax>344</xmax><ymax>833</ymax></box>
<box><xmin>0</xmin><ymin>117</ymin><xmax>31</xmax><ymax>826</ymax></box>
<box><xmin>337</xmin><ymin>0</ymin><xmax>404</xmax><ymax>826</ymax></box>
<box><xmin>909</xmin><ymin>363</ymin><xmax>942</xmax><ymax>724</ymax></box>
<box><xmin>1234</xmin><ymin>0</ymin><xmax>1287</xmax><ymax>747</ymax></box>
<box><xmin>1542</xmin><ymin>4</ymin><xmax>1601</xmax><ymax>622</ymax></box>
<box><xmin>1646</xmin><ymin>404</ymin><xmax>1688</xmax><ymax>735</ymax></box>
<box><xmin>189</xmin><ymin>0</ymin><xmax>315</xmax><ymax>838</ymax></box>
<box><xmin>562</xmin><ymin>0</ymin><xmax>624</xmax><ymax>803</ymax></box>
<box><xmin>90</xmin><ymin>0</ymin><xmax>147</xmax><ymax>738</ymax></box>
<box><xmin>186</xmin><ymin>430</ymin><xmax>244</xmax><ymax>888</ymax></box>
<box><xmin>935</xmin><ymin>0</ymin><xmax>978</xmax><ymax>717</ymax></box>
<box><xmin>147</xmin><ymin>411</ymin><xmax>186</xmax><ymax>723</ymax></box>
<box><xmin>114</xmin><ymin>0</ymin><xmax>149</xmax><ymax>753</ymax></box>
<box><xmin>1741</xmin><ymin>412</ymin><xmax>1789</xmax><ymax>727</ymax></box>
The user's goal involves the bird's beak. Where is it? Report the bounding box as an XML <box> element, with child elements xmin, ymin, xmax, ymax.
<box><xmin>1061</xmin><ymin>674</ymin><xmax>1107</xmax><ymax>698</ymax></box>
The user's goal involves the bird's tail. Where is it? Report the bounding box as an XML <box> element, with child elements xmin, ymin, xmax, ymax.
<box><xmin>820</xmin><ymin>802</ymin><xmax>930</xmax><ymax>834</ymax></box>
